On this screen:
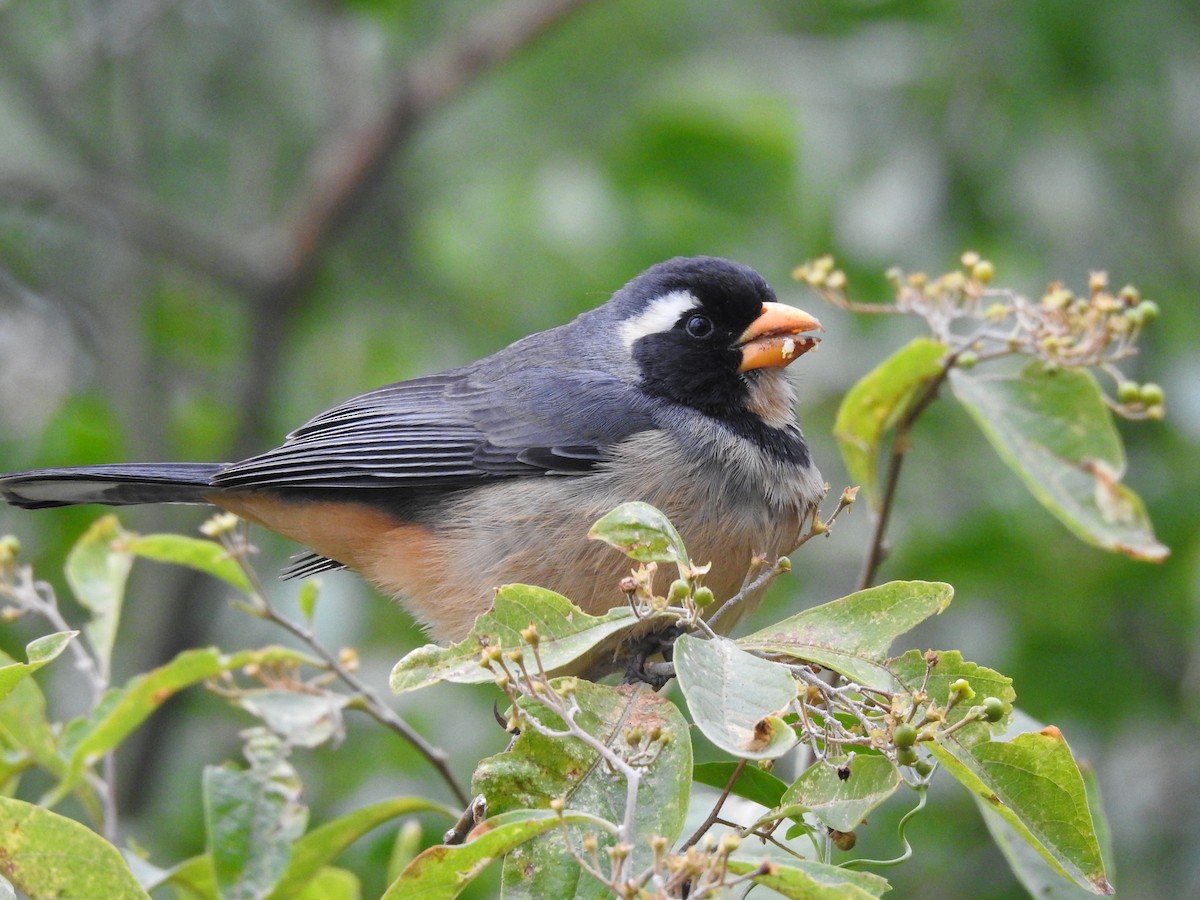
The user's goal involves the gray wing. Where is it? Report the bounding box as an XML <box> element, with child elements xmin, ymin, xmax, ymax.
<box><xmin>212</xmin><ymin>367</ymin><xmax>657</xmax><ymax>490</ymax></box>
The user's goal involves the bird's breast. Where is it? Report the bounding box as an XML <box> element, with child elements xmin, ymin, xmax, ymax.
<box><xmin>364</xmin><ymin>428</ymin><xmax>823</xmax><ymax>641</ymax></box>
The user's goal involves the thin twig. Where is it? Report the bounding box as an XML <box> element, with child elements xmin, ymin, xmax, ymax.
<box><xmin>731</xmin><ymin>818</ymin><xmax>809</xmax><ymax>860</ymax></box>
<box><xmin>280</xmin><ymin>0</ymin><xmax>597</xmax><ymax>295</ymax></box>
<box><xmin>856</xmin><ymin>360</ymin><xmax>955</xmax><ymax>591</ymax></box>
<box><xmin>216</xmin><ymin>525</ymin><xmax>470</xmax><ymax>806</ymax></box>
<box><xmin>679</xmin><ymin>758</ymin><xmax>747</xmax><ymax>852</ymax></box>
<box><xmin>708</xmin><ymin>558</ymin><xmax>784</xmax><ymax>630</ymax></box>
<box><xmin>1</xmin><ymin>566</ymin><xmax>123</xmax><ymax>837</ymax></box>
<box><xmin>255</xmin><ymin>601</ymin><xmax>469</xmax><ymax>806</ymax></box>
<box><xmin>443</xmin><ymin>795</ymin><xmax>487</xmax><ymax>845</ymax></box>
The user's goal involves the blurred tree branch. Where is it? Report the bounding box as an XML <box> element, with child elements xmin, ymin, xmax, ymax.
<box><xmin>0</xmin><ymin>174</ymin><xmax>266</xmax><ymax>295</ymax></box>
<box><xmin>0</xmin><ymin>26</ymin><xmax>115</xmax><ymax>175</ymax></box>
<box><xmin>242</xmin><ymin>0</ymin><xmax>597</xmax><ymax>450</ymax></box>
<box><xmin>283</xmin><ymin>0</ymin><xmax>597</xmax><ymax>293</ymax></box>
<box><xmin>0</xmin><ymin>0</ymin><xmax>595</xmax><ymax>450</ymax></box>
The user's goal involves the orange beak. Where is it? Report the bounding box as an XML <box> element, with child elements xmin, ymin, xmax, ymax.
<box><xmin>736</xmin><ymin>302</ymin><xmax>824</xmax><ymax>372</ymax></box>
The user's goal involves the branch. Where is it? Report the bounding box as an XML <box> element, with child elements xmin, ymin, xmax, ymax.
<box><xmin>255</xmin><ymin>600</ymin><xmax>470</xmax><ymax>806</ymax></box>
<box><xmin>678</xmin><ymin>758</ymin><xmax>747</xmax><ymax>852</ymax></box>
<box><xmin>0</xmin><ymin>174</ymin><xmax>267</xmax><ymax>295</ymax></box>
<box><xmin>271</xmin><ymin>0</ymin><xmax>597</xmax><ymax>306</ymax></box>
<box><xmin>0</xmin><ymin>21</ymin><xmax>113</xmax><ymax>175</ymax></box>
<box><xmin>228</xmin><ymin>0</ymin><xmax>596</xmax><ymax>453</ymax></box>
<box><xmin>856</xmin><ymin>362</ymin><xmax>954</xmax><ymax>591</ymax></box>
<box><xmin>1</xmin><ymin>0</ymin><xmax>598</xmax><ymax>333</ymax></box>
<box><xmin>213</xmin><ymin>521</ymin><xmax>471</xmax><ymax>807</ymax></box>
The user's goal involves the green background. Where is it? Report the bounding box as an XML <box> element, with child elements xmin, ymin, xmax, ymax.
<box><xmin>0</xmin><ymin>1</ymin><xmax>1196</xmax><ymax>896</ymax></box>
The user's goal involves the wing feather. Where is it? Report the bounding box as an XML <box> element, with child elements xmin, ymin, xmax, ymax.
<box><xmin>213</xmin><ymin>368</ymin><xmax>656</xmax><ymax>491</ymax></box>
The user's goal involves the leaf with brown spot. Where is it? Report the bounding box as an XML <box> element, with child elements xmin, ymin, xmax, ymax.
<box><xmin>675</xmin><ymin>634</ymin><xmax>797</xmax><ymax>760</ymax></box>
<box><xmin>892</xmin><ymin>666</ymin><xmax>1112</xmax><ymax>896</ymax></box>
<box><xmin>950</xmin><ymin>362</ymin><xmax>1167</xmax><ymax>562</ymax></box>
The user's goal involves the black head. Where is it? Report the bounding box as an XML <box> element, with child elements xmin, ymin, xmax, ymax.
<box><xmin>613</xmin><ymin>256</ymin><xmax>818</xmax><ymax>417</ymax></box>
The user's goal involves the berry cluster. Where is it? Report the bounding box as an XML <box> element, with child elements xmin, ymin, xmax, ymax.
<box><xmin>794</xmin><ymin>253</ymin><xmax>1165</xmax><ymax>420</ymax></box>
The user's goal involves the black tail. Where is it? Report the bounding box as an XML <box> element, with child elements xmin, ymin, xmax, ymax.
<box><xmin>0</xmin><ymin>463</ymin><xmax>225</xmax><ymax>509</ymax></box>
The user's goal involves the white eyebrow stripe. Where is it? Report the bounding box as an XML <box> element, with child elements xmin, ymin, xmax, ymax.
<box><xmin>619</xmin><ymin>290</ymin><xmax>698</xmax><ymax>349</ymax></box>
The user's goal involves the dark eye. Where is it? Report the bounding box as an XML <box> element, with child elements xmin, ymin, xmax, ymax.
<box><xmin>685</xmin><ymin>314</ymin><xmax>713</xmax><ymax>338</ymax></box>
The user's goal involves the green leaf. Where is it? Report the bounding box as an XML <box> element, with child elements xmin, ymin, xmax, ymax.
<box><xmin>147</xmin><ymin>854</ymin><xmax>215</xmax><ymax>898</ymax></box>
<box><xmin>931</xmin><ymin>728</ymin><xmax>1112</xmax><ymax>895</ymax></box>
<box><xmin>0</xmin><ymin>635</ymin><xmax>77</xmax><ymax>792</ymax></box>
<box><xmin>473</xmin><ymin>682</ymin><xmax>691</xmax><ymax>899</ymax></box>
<box><xmin>737</xmin><ymin>581</ymin><xmax>954</xmax><ymax>690</ymax></box>
<box><xmin>725</xmin><ymin>856</ymin><xmax>890</xmax><ymax>898</ymax></box>
<box><xmin>66</xmin><ymin>514</ymin><xmax>134</xmax><ymax>678</ymax></box>
<box><xmin>781</xmin><ymin>755</ymin><xmax>902</xmax><ymax>833</ymax></box>
<box><xmin>295</xmin><ymin>867</ymin><xmax>359</xmax><ymax>900</ymax></box>
<box><xmin>205</xmin><ymin>735</ymin><xmax>308</xmax><ymax>900</ymax></box>
<box><xmin>979</xmin><ymin>756</ymin><xmax>1114</xmax><ymax>898</ymax></box>
<box><xmin>268</xmin><ymin>798</ymin><xmax>456</xmax><ymax>900</ymax></box>
<box><xmin>126</xmin><ymin>532</ymin><xmax>253</xmax><ymax>593</ymax></box>
<box><xmin>692</xmin><ymin>762</ymin><xmax>789</xmax><ymax>810</ymax></box>
<box><xmin>383</xmin><ymin>810</ymin><xmax>597</xmax><ymax>900</ymax></box>
<box><xmin>296</xmin><ymin>581</ymin><xmax>319</xmax><ymax>622</ymax></box>
<box><xmin>835</xmin><ymin>337</ymin><xmax>948</xmax><ymax>508</ymax></box>
<box><xmin>0</xmin><ymin>796</ymin><xmax>151</xmax><ymax>899</ymax></box>
<box><xmin>586</xmin><ymin>501</ymin><xmax>689</xmax><ymax>568</ymax></box>
<box><xmin>0</xmin><ymin>650</ymin><xmax>64</xmax><ymax>779</ymax></box>
<box><xmin>390</xmin><ymin>584</ymin><xmax>669</xmax><ymax>692</ymax></box>
<box><xmin>51</xmin><ymin>646</ymin><xmax>319</xmax><ymax>802</ymax></box>
<box><xmin>675</xmin><ymin>634</ymin><xmax>797</xmax><ymax>759</ymax></box>
<box><xmin>949</xmin><ymin>362</ymin><xmax>1167</xmax><ymax>561</ymax></box>
<box><xmin>0</xmin><ymin>631</ymin><xmax>76</xmax><ymax>702</ymax></box>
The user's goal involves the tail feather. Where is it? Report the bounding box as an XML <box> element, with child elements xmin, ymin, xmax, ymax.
<box><xmin>0</xmin><ymin>463</ymin><xmax>225</xmax><ymax>509</ymax></box>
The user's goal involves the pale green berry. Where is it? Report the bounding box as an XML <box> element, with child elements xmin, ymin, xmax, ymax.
<box><xmin>982</xmin><ymin>697</ymin><xmax>1007</xmax><ymax>723</ymax></box>
<box><xmin>893</xmin><ymin>723</ymin><xmax>919</xmax><ymax>749</ymax></box>
<box><xmin>1139</xmin><ymin>383</ymin><xmax>1164</xmax><ymax>406</ymax></box>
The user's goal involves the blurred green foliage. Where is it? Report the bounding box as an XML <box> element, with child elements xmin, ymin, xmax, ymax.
<box><xmin>0</xmin><ymin>1</ymin><xmax>1196</xmax><ymax>896</ymax></box>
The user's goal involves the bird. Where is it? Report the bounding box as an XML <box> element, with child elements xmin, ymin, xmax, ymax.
<box><xmin>0</xmin><ymin>256</ymin><xmax>825</xmax><ymax>643</ymax></box>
